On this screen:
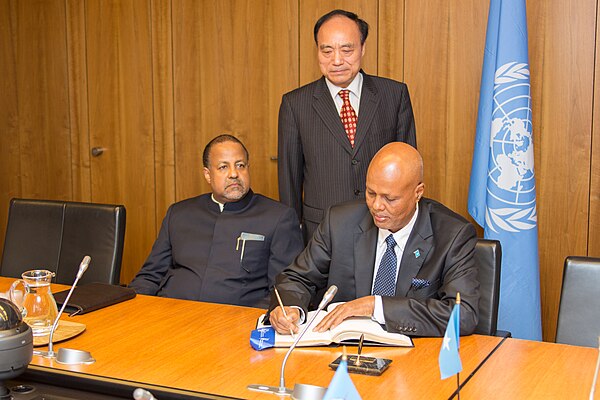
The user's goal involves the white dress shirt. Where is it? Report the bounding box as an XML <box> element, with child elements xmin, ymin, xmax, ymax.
<box><xmin>325</xmin><ymin>72</ymin><xmax>363</xmax><ymax>116</ymax></box>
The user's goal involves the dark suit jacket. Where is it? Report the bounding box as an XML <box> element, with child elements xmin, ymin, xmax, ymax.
<box><xmin>273</xmin><ymin>198</ymin><xmax>479</xmax><ymax>337</ymax></box>
<box><xmin>278</xmin><ymin>72</ymin><xmax>416</xmax><ymax>240</ymax></box>
<box><xmin>129</xmin><ymin>191</ymin><xmax>304</xmax><ymax>308</ymax></box>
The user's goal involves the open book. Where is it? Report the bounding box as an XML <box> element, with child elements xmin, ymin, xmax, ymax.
<box><xmin>257</xmin><ymin>303</ymin><xmax>413</xmax><ymax>348</ymax></box>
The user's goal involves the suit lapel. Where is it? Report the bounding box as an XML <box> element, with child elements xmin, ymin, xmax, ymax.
<box><xmin>354</xmin><ymin>212</ymin><xmax>378</xmax><ymax>298</ymax></box>
<box><xmin>312</xmin><ymin>77</ymin><xmax>353</xmax><ymax>154</ymax></box>
<box><xmin>396</xmin><ymin>202</ymin><xmax>434</xmax><ymax>296</ymax></box>
<box><xmin>353</xmin><ymin>72</ymin><xmax>380</xmax><ymax>153</ymax></box>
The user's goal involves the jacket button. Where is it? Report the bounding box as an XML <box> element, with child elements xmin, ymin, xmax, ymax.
<box><xmin>354</xmin><ymin>189</ymin><xmax>360</xmax><ymax>196</ymax></box>
<box><xmin>351</xmin><ymin>159</ymin><xmax>358</xmax><ymax>165</ymax></box>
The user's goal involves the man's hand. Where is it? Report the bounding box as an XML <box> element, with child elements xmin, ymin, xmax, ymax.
<box><xmin>314</xmin><ymin>296</ymin><xmax>375</xmax><ymax>332</ymax></box>
<box><xmin>269</xmin><ymin>306</ymin><xmax>300</xmax><ymax>335</ymax></box>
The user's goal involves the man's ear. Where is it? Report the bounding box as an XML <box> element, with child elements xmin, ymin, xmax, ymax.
<box><xmin>416</xmin><ymin>182</ymin><xmax>425</xmax><ymax>201</ymax></box>
<box><xmin>203</xmin><ymin>167</ymin><xmax>211</xmax><ymax>185</ymax></box>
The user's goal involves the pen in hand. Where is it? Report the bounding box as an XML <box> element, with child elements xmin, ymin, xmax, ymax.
<box><xmin>274</xmin><ymin>287</ymin><xmax>296</xmax><ymax>339</ymax></box>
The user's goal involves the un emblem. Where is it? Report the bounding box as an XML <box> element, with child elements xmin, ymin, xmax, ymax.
<box><xmin>486</xmin><ymin>62</ymin><xmax>537</xmax><ymax>233</ymax></box>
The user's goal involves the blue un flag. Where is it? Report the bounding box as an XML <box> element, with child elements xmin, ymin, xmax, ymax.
<box><xmin>468</xmin><ymin>0</ymin><xmax>542</xmax><ymax>340</ymax></box>
<box><xmin>439</xmin><ymin>302</ymin><xmax>462</xmax><ymax>379</ymax></box>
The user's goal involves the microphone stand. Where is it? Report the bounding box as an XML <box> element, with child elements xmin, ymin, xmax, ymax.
<box><xmin>248</xmin><ymin>285</ymin><xmax>337</xmax><ymax>398</ymax></box>
<box><xmin>36</xmin><ymin>256</ymin><xmax>95</xmax><ymax>365</ymax></box>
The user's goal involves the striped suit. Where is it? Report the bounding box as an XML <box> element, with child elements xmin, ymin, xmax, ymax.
<box><xmin>278</xmin><ymin>72</ymin><xmax>417</xmax><ymax>241</ymax></box>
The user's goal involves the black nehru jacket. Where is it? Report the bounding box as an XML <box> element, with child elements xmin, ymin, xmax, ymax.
<box><xmin>129</xmin><ymin>190</ymin><xmax>304</xmax><ymax>308</ymax></box>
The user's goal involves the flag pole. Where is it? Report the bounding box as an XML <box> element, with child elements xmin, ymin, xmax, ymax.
<box><xmin>456</xmin><ymin>293</ymin><xmax>461</xmax><ymax>400</ymax></box>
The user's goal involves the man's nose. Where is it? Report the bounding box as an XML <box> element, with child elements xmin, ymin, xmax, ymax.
<box><xmin>333</xmin><ymin>49</ymin><xmax>343</xmax><ymax>65</ymax></box>
<box><xmin>372</xmin><ymin>197</ymin><xmax>385</xmax><ymax>211</ymax></box>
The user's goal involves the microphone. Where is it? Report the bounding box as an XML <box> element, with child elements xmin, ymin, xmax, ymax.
<box><xmin>248</xmin><ymin>285</ymin><xmax>338</xmax><ymax>397</ymax></box>
<box><xmin>44</xmin><ymin>256</ymin><xmax>91</xmax><ymax>358</ymax></box>
<box><xmin>133</xmin><ymin>388</ymin><xmax>158</xmax><ymax>400</ymax></box>
<box><xmin>317</xmin><ymin>285</ymin><xmax>338</xmax><ymax>310</ymax></box>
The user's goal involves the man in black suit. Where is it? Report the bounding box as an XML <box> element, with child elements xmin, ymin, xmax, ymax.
<box><xmin>129</xmin><ymin>135</ymin><xmax>304</xmax><ymax>308</ymax></box>
<box><xmin>278</xmin><ymin>9</ymin><xmax>417</xmax><ymax>242</ymax></box>
<box><xmin>269</xmin><ymin>143</ymin><xmax>479</xmax><ymax>337</ymax></box>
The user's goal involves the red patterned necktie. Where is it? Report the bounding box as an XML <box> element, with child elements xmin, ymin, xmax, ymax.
<box><xmin>339</xmin><ymin>89</ymin><xmax>357</xmax><ymax>147</ymax></box>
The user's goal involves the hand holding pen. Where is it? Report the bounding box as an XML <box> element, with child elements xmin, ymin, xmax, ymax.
<box><xmin>274</xmin><ymin>287</ymin><xmax>296</xmax><ymax>339</ymax></box>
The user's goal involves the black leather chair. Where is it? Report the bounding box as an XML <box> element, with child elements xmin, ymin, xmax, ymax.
<box><xmin>473</xmin><ymin>239</ymin><xmax>503</xmax><ymax>336</ymax></box>
<box><xmin>555</xmin><ymin>256</ymin><xmax>600</xmax><ymax>347</ymax></box>
<box><xmin>0</xmin><ymin>198</ymin><xmax>126</xmax><ymax>285</ymax></box>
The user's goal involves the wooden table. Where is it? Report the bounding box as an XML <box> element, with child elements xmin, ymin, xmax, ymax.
<box><xmin>1</xmin><ymin>277</ymin><xmax>502</xmax><ymax>399</ymax></box>
<box><xmin>457</xmin><ymin>337</ymin><xmax>600</xmax><ymax>399</ymax></box>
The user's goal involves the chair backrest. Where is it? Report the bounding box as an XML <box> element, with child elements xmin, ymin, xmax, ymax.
<box><xmin>555</xmin><ymin>256</ymin><xmax>600</xmax><ymax>347</ymax></box>
<box><xmin>474</xmin><ymin>239</ymin><xmax>502</xmax><ymax>336</ymax></box>
<box><xmin>0</xmin><ymin>198</ymin><xmax>126</xmax><ymax>285</ymax></box>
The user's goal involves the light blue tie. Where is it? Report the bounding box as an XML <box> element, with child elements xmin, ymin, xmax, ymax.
<box><xmin>372</xmin><ymin>235</ymin><xmax>398</xmax><ymax>296</ymax></box>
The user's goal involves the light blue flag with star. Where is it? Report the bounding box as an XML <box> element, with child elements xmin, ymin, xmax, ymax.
<box><xmin>323</xmin><ymin>357</ymin><xmax>361</xmax><ymax>400</ymax></box>
<box><xmin>468</xmin><ymin>0</ymin><xmax>542</xmax><ymax>340</ymax></box>
<box><xmin>439</xmin><ymin>302</ymin><xmax>462</xmax><ymax>380</ymax></box>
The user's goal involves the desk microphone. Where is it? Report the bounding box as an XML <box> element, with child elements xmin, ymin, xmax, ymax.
<box><xmin>133</xmin><ymin>388</ymin><xmax>158</xmax><ymax>400</ymax></box>
<box><xmin>36</xmin><ymin>256</ymin><xmax>93</xmax><ymax>362</ymax></box>
<box><xmin>248</xmin><ymin>285</ymin><xmax>338</xmax><ymax>397</ymax></box>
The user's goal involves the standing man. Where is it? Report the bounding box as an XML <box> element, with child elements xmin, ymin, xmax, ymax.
<box><xmin>129</xmin><ymin>134</ymin><xmax>304</xmax><ymax>308</ymax></box>
<box><xmin>269</xmin><ymin>143</ymin><xmax>479</xmax><ymax>337</ymax></box>
<box><xmin>278</xmin><ymin>9</ymin><xmax>417</xmax><ymax>241</ymax></box>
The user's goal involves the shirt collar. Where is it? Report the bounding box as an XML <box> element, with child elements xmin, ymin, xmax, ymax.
<box><xmin>325</xmin><ymin>72</ymin><xmax>363</xmax><ymax>100</ymax></box>
<box><xmin>377</xmin><ymin>202</ymin><xmax>419</xmax><ymax>252</ymax></box>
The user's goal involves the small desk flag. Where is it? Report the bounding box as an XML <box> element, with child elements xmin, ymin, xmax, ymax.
<box><xmin>323</xmin><ymin>357</ymin><xmax>361</xmax><ymax>400</ymax></box>
<box><xmin>468</xmin><ymin>0</ymin><xmax>542</xmax><ymax>340</ymax></box>
<box><xmin>439</xmin><ymin>302</ymin><xmax>462</xmax><ymax>379</ymax></box>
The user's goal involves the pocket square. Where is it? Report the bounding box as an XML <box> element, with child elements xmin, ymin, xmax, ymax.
<box><xmin>411</xmin><ymin>278</ymin><xmax>431</xmax><ymax>290</ymax></box>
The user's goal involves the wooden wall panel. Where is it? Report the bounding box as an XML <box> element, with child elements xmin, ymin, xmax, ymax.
<box><xmin>86</xmin><ymin>0</ymin><xmax>157</xmax><ymax>284</ymax></box>
<box><xmin>16</xmin><ymin>0</ymin><xmax>72</xmax><ymax>200</ymax></box>
<box><xmin>403</xmin><ymin>1</ymin><xmax>487</xmax><ymax>218</ymax></box>
<box><xmin>591</xmin><ymin>0</ymin><xmax>600</xmax><ymax>258</ymax></box>
<box><xmin>0</xmin><ymin>0</ymin><xmax>20</xmax><ymax>254</ymax></box>
<box><xmin>404</xmin><ymin>1</ymin><xmax>449</xmax><ymax>203</ymax></box>
<box><xmin>150</xmin><ymin>0</ymin><xmax>175</xmax><ymax>232</ymax></box>
<box><xmin>299</xmin><ymin>1</ymin><xmax>377</xmax><ymax>86</ymax></box>
<box><xmin>173</xmin><ymin>0</ymin><xmax>297</xmax><ymax>201</ymax></box>
<box><xmin>378</xmin><ymin>1</ymin><xmax>405</xmax><ymax>80</ymax></box>
<box><xmin>66</xmin><ymin>0</ymin><xmax>91</xmax><ymax>202</ymax></box>
<box><xmin>528</xmin><ymin>0</ymin><xmax>595</xmax><ymax>341</ymax></box>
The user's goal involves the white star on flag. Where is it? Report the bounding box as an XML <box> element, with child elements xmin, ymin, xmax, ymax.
<box><xmin>442</xmin><ymin>335</ymin><xmax>451</xmax><ymax>350</ymax></box>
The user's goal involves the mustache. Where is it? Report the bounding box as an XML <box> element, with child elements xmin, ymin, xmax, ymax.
<box><xmin>225</xmin><ymin>179</ymin><xmax>243</xmax><ymax>189</ymax></box>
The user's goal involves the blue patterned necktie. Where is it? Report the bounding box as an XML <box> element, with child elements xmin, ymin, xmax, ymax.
<box><xmin>373</xmin><ymin>234</ymin><xmax>398</xmax><ymax>296</ymax></box>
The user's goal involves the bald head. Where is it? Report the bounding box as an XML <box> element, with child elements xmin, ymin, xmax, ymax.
<box><xmin>368</xmin><ymin>142</ymin><xmax>423</xmax><ymax>187</ymax></box>
<box><xmin>365</xmin><ymin>143</ymin><xmax>425</xmax><ymax>232</ymax></box>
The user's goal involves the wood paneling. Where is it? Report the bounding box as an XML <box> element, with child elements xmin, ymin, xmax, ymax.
<box><xmin>16</xmin><ymin>0</ymin><xmax>72</xmax><ymax>200</ymax></box>
<box><xmin>528</xmin><ymin>0</ymin><xmax>595</xmax><ymax>341</ymax></box>
<box><xmin>66</xmin><ymin>0</ymin><xmax>91</xmax><ymax>202</ymax></box>
<box><xmin>299</xmin><ymin>1</ymin><xmax>377</xmax><ymax>86</ymax></box>
<box><xmin>404</xmin><ymin>2</ymin><xmax>450</xmax><ymax>203</ymax></box>
<box><xmin>0</xmin><ymin>0</ymin><xmax>20</xmax><ymax>252</ymax></box>
<box><xmin>86</xmin><ymin>0</ymin><xmax>156</xmax><ymax>284</ymax></box>
<box><xmin>172</xmin><ymin>0</ymin><xmax>297</xmax><ymax>201</ymax></box>
<box><xmin>401</xmin><ymin>0</ymin><xmax>488</xmax><ymax>231</ymax></box>
<box><xmin>378</xmin><ymin>1</ymin><xmax>405</xmax><ymax>80</ymax></box>
<box><xmin>150</xmin><ymin>0</ymin><xmax>175</xmax><ymax>231</ymax></box>
<box><xmin>589</xmin><ymin>0</ymin><xmax>600</xmax><ymax>258</ymax></box>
